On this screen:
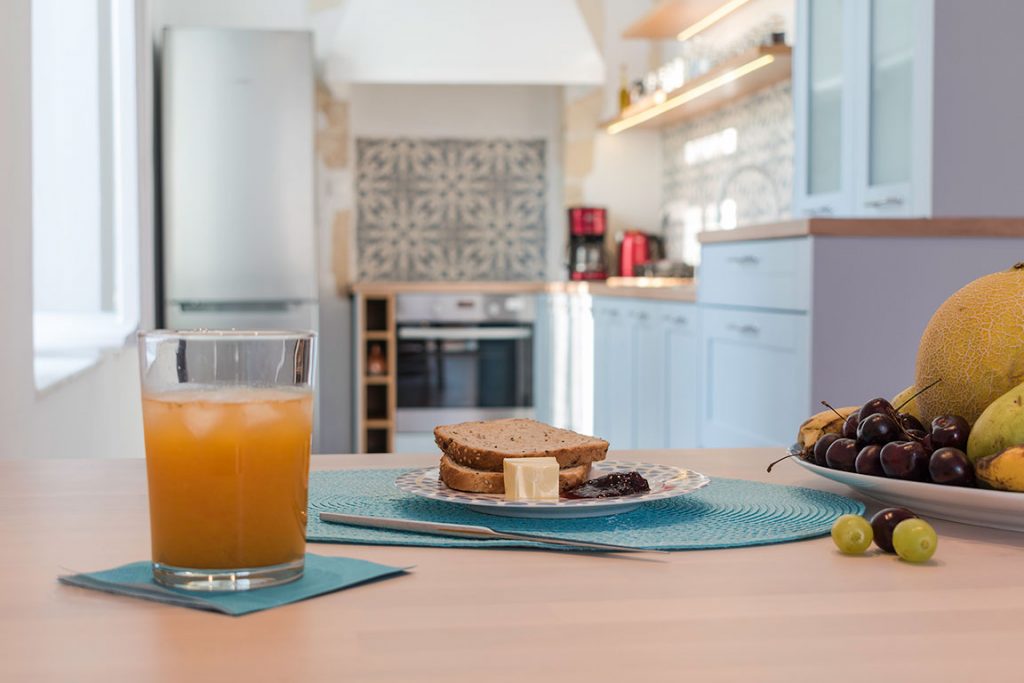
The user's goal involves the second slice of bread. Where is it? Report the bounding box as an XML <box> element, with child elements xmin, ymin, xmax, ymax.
<box><xmin>438</xmin><ymin>454</ymin><xmax>591</xmax><ymax>494</ymax></box>
<box><xmin>434</xmin><ymin>418</ymin><xmax>609</xmax><ymax>472</ymax></box>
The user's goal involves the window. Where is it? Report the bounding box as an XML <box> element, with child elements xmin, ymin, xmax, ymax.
<box><xmin>32</xmin><ymin>0</ymin><xmax>140</xmax><ymax>388</ymax></box>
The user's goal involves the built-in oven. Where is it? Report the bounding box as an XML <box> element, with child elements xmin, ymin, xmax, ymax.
<box><xmin>395</xmin><ymin>293</ymin><xmax>534</xmax><ymax>438</ymax></box>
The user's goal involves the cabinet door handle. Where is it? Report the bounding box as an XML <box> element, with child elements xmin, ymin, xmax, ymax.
<box><xmin>664</xmin><ymin>315</ymin><xmax>688</xmax><ymax>325</ymax></box>
<box><xmin>864</xmin><ymin>196</ymin><xmax>905</xmax><ymax>208</ymax></box>
<box><xmin>805</xmin><ymin>205</ymin><xmax>834</xmax><ymax>217</ymax></box>
<box><xmin>726</xmin><ymin>255</ymin><xmax>760</xmax><ymax>266</ymax></box>
<box><xmin>630</xmin><ymin>311</ymin><xmax>649</xmax><ymax>321</ymax></box>
<box><xmin>726</xmin><ymin>323</ymin><xmax>760</xmax><ymax>336</ymax></box>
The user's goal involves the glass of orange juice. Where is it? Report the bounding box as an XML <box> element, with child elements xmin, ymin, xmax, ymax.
<box><xmin>137</xmin><ymin>330</ymin><xmax>316</xmax><ymax>591</ymax></box>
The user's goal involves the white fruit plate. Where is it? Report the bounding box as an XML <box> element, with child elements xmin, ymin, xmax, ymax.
<box><xmin>395</xmin><ymin>460</ymin><xmax>710</xmax><ymax>519</ymax></box>
<box><xmin>792</xmin><ymin>456</ymin><xmax>1024</xmax><ymax>532</ymax></box>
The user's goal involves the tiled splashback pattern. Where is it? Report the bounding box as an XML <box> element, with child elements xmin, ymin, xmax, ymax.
<box><xmin>356</xmin><ymin>138</ymin><xmax>547</xmax><ymax>281</ymax></box>
<box><xmin>662</xmin><ymin>82</ymin><xmax>793</xmax><ymax>240</ymax></box>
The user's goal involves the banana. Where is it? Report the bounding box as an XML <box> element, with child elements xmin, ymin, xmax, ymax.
<box><xmin>892</xmin><ymin>384</ymin><xmax>925</xmax><ymax>422</ymax></box>
<box><xmin>975</xmin><ymin>446</ymin><xmax>1024</xmax><ymax>492</ymax></box>
<box><xmin>795</xmin><ymin>406</ymin><xmax>858</xmax><ymax>460</ymax></box>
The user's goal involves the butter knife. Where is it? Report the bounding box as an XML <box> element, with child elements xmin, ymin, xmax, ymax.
<box><xmin>318</xmin><ymin>512</ymin><xmax>666</xmax><ymax>554</ymax></box>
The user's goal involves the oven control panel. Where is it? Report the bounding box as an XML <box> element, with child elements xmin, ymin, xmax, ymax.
<box><xmin>396</xmin><ymin>293</ymin><xmax>536</xmax><ymax>324</ymax></box>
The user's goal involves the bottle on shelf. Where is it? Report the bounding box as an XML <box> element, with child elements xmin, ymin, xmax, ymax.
<box><xmin>367</xmin><ymin>343</ymin><xmax>387</xmax><ymax>376</ymax></box>
<box><xmin>618</xmin><ymin>64</ymin><xmax>631</xmax><ymax>113</ymax></box>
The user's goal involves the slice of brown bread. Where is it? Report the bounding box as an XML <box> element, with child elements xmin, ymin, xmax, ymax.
<box><xmin>434</xmin><ymin>418</ymin><xmax>609</xmax><ymax>472</ymax></box>
<box><xmin>438</xmin><ymin>454</ymin><xmax>591</xmax><ymax>494</ymax></box>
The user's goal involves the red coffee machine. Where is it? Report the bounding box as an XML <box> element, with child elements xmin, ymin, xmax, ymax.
<box><xmin>567</xmin><ymin>207</ymin><xmax>607</xmax><ymax>281</ymax></box>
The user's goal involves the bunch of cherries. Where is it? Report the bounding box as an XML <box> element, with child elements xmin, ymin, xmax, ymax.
<box><xmin>814</xmin><ymin>397</ymin><xmax>974</xmax><ymax>486</ymax></box>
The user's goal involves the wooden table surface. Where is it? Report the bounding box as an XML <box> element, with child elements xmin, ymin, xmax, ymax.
<box><xmin>3</xmin><ymin>449</ymin><xmax>1024</xmax><ymax>682</ymax></box>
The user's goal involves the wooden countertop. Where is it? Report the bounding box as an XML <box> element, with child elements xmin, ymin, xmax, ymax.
<box><xmin>550</xmin><ymin>278</ymin><xmax>696</xmax><ymax>302</ymax></box>
<box><xmin>697</xmin><ymin>217</ymin><xmax>1024</xmax><ymax>243</ymax></box>
<box><xmin>349</xmin><ymin>279</ymin><xmax>696</xmax><ymax>302</ymax></box>
<box><xmin>5</xmin><ymin>449</ymin><xmax>1024</xmax><ymax>681</ymax></box>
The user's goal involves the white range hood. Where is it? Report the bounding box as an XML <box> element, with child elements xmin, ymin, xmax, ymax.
<box><xmin>323</xmin><ymin>0</ymin><xmax>604</xmax><ymax>85</ymax></box>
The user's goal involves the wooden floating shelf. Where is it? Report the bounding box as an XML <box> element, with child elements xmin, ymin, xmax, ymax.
<box><xmin>601</xmin><ymin>45</ymin><xmax>791</xmax><ymax>134</ymax></box>
<box><xmin>365</xmin><ymin>330</ymin><xmax>390</xmax><ymax>340</ymax></box>
<box><xmin>365</xmin><ymin>375</ymin><xmax>392</xmax><ymax>385</ymax></box>
<box><xmin>365</xmin><ymin>419</ymin><xmax>392</xmax><ymax>429</ymax></box>
<box><xmin>623</xmin><ymin>0</ymin><xmax>740</xmax><ymax>40</ymax></box>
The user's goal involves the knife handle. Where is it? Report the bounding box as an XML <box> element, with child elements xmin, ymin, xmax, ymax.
<box><xmin>319</xmin><ymin>512</ymin><xmax>498</xmax><ymax>539</ymax></box>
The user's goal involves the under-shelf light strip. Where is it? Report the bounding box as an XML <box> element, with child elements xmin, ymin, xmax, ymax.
<box><xmin>606</xmin><ymin>54</ymin><xmax>775</xmax><ymax>135</ymax></box>
<box><xmin>676</xmin><ymin>0</ymin><xmax>752</xmax><ymax>42</ymax></box>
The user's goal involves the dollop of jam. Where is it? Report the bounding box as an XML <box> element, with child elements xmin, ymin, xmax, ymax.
<box><xmin>563</xmin><ymin>471</ymin><xmax>651</xmax><ymax>499</ymax></box>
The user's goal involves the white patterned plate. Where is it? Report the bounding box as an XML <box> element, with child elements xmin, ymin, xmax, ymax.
<box><xmin>792</xmin><ymin>456</ymin><xmax>1024</xmax><ymax>532</ymax></box>
<box><xmin>395</xmin><ymin>460</ymin><xmax>710</xmax><ymax>519</ymax></box>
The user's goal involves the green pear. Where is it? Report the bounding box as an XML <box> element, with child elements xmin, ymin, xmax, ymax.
<box><xmin>966</xmin><ymin>380</ymin><xmax>1024</xmax><ymax>463</ymax></box>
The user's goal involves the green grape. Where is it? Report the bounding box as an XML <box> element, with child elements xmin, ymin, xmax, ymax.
<box><xmin>830</xmin><ymin>514</ymin><xmax>874</xmax><ymax>554</ymax></box>
<box><xmin>892</xmin><ymin>518</ymin><xmax>938</xmax><ymax>563</ymax></box>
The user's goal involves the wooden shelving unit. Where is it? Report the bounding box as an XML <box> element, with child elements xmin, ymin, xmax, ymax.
<box><xmin>623</xmin><ymin>0</ymin><xmax>737</xmax><ymax>40</ymax></box>
<box><xmin>354</xmin><ymin>292</ymin><xmax>397</xmax><ymax>453</ymax></box>
<box><xmin>600</xmin><ymin>44</ymin><xmax>791</xmax><ymax>134</ymax></box>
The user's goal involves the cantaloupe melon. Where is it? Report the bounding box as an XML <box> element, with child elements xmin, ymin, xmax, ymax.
<box><xmin>915</xmin><ymin>263</ymin><xmax>1024</xmax><ymax>424</ymax></box>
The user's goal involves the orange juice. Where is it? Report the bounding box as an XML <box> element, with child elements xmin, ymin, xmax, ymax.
<box><xmin>141</xmin><ymin>387</ymin><xmax>313</xmax><ymax>570</ymax></box>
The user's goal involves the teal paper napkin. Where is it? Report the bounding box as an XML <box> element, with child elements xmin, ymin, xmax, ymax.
<box><xmin>58</xmin><ymin>553</ymin><xmax>409</xmax><ymax>616</ymax></box>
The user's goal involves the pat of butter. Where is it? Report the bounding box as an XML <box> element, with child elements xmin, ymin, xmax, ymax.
<box><xmin>503</xmin><ymin>457</ymin><xmax>559</xmax><ymax>501</ymax></box>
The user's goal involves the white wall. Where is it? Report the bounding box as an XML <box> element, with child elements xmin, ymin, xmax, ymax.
<box><xmin>0</xmin><ymin>0</ymin><xmax>155</xmax><ymax>459</ymax></box>
<box><xmin>0</xmin><ymin>0</ymin><xmax>37</xmax><ymax>457</ymax></box>
<box><xmin>349</xmin><ymin>84</ymin><xmax>566</xmax><ymax>280</ymax></box>
<box><xmin>570</xmin><ymin>0</ymin><xmax>663</xmax><ymax>238</ymax></box>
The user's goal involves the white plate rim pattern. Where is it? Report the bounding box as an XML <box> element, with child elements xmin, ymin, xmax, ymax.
<box><xmin>394</xmin><ymin>460</ymin><xmax>710</xmax><ymax>511</ymax></box>
<box><xmin>791</xmin><ymin>456</ymin><xmax>1024</xmax><ymax>532</ymax></box>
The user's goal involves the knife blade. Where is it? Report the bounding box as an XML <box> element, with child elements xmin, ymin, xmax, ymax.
<box><xmin>318</xmin><ymin>512</ymin><xmax>666</xmax><ymax>554</ymax></box>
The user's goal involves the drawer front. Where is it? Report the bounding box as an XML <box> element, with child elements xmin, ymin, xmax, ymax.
<box><xmin>699</xmin><ymin>238</ymin><xmax>810</xmax><ymax>311</ymax></box>
<box><xmin>699</xmin><ymin>307</ymin><xmax>810</xmax><ymax>448</ymax></box>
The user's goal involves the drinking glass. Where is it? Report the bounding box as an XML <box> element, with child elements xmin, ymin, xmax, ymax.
<box><xmin>137</xmin><ymin>330</ymin><xmax>316</xmax><ymax>591</ymax></box>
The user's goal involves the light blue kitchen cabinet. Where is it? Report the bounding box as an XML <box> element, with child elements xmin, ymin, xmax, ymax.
<box><xmin>699</xmin><ymin>306</ymin><xmax>810</xmax><ymax>448</ymax></box>
<box><xmin>696</xmin><ymin>233</ymin><xmax>1024</xmax><ymax>448</ymax></box>
<box><xmin>663</xmin><ymin>306</ymin><xmax>699</xmax><ymax>449</ymax></box>
<box><xmin>633</xmin><ymin>302</ymin><xmax>667</xmax><ymax>450</ymax></box>
<box><xmin>793</xmin><ymin>0</ymin><xmax>851</xmax><ymax>217</ymax></box>
<box><xmin>532</xmin><ymin>293</ymin><xmax>554</xmax><ymax>426</ymax></box>
<box><xmin>592</xmin><ymin>298</ymin><xmax>635</xmax><ymax>449</ymax></box>
<box><xmin>592</xmin><ymin>297</ymin><xmax>699</xmax><ymax>450</ymax></box>
<box><xmin>794</xmin><ymin>0</ymin><xmax>1024</xmax><ymax>218</ymax></box>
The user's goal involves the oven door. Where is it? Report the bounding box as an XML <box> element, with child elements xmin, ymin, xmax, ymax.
<box><xmin>396</xmin><ymin>324</ymin><xmax>534</xmax><ymax>431</ymax></box>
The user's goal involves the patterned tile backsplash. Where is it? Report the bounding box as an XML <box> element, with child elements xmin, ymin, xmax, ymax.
<box><xmin>661</xmin><ymin>82</ymin><xmax>793</xmax><ymax>262</ymax></box>
<box><xmin>356</xmin><ymin>138</ymin><xmax>547</xmax><ymax>281</ymax></box>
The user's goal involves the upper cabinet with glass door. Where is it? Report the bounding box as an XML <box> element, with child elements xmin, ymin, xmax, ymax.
<box><xmin>854</xmin><ymin>0</ymin><xmax>923</xmax><ymax>216</ymax></box>
<box><xmin>794</xmin><ymin>0</ymin><xmax>851</xmax><ymax>217</ymax></box>
<box><xmin>794</xmin><ymin>0</ymin><xmax>1024</xmax><ymax>219</ymax></box>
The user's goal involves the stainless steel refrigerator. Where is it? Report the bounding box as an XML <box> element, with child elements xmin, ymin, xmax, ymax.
<box><xmin>160</xmin><ymin>28</ymin><xmax>317</xmax><ymax>333</ymax></box>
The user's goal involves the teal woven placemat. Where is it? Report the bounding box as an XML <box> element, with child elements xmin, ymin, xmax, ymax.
<box><xmin>307</xmin><ymin>469</ymin><xmax>864</xmax><ymax>551</ymax></box>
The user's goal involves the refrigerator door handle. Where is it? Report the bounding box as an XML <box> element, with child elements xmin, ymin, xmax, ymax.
<box><xmin>174</xmin><ymin>301</ymin><xmax>310</xmax><ymax>313</ymax></box>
